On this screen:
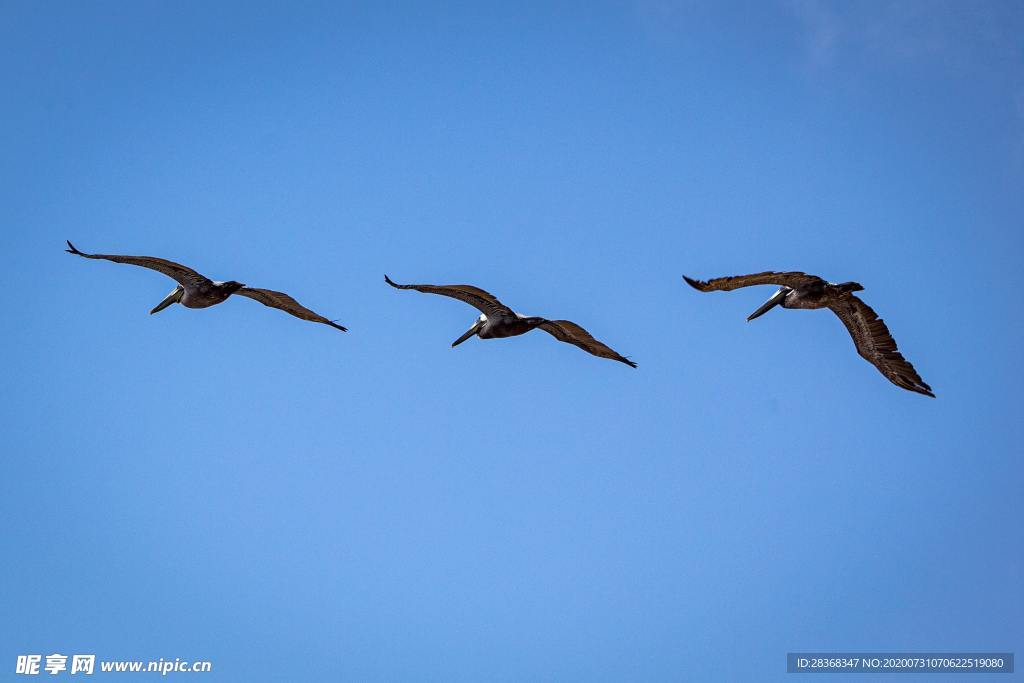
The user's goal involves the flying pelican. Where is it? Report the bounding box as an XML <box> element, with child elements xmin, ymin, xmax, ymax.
<box><xmin>384</xmin><ymin>275</ymin><xmax>636</xmax><ymax>367</ymax></box>
<box><xmin>683</xmin><ymin>271</ymin><xmax>933</xmax><ymax>397</ymax></box>
<box><xmin>66</xmin><ymin>241</ymin><xmax>346</xmax><ymax>331</ymax></box>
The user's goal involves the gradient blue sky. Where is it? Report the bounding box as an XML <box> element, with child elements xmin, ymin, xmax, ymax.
<box><xmin>2</xmin><ymin>1</ymin><xmax>1022</xmax><ymax>680</ymax></box>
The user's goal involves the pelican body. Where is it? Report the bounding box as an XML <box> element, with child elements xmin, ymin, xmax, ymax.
<box><xmin>151</xmin><ymin>280</ymin><xmax>246</xmax><ymax>314</ymax></box>
<box><xmin>385</xmin><ymin>275</ymin><xmax>636</xmax><ymax>367</ymax></box>
<box><xmin>66</xmin><ymin>241</ymin><xmax>346</xmax><ymax>331</ymax></box>
<box><xmin>684</xmin><ymin>271</ymin><xmax>933</xmax><ymax>397</ymax></box>
<box><xmin>745</xmin><ymin>279</ymin><xmax>864</xmax><ymax>321</ymax></box>
<box><xmin>454</xmin><ymin>312</ymin><xmax>547</xmax><ymax>346</ymax></box>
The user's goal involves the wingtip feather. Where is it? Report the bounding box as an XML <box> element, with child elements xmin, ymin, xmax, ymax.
<box><xmin>682</xmin><ymin>275</ymin><xmax>705</xmax><ymax>291</ymax></box>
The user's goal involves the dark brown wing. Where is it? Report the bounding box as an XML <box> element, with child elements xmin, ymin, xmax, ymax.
<box><xmin>384</xmin><ymin>275</ymin><xmax>515</xmax><ymax>318</ymax></box>
<box><xmin>826</xmin><ymin>294</ymin><xmax>933</xmax><ymax>397</ymax></box>
<box><xmin>65</xmin><ymin>240</ymin><xmax>210</xmax><ymax>289</ymax></box>
<box><xmin>235</xmin><ymin>287</ymin><xmax>347</xmax><ymax>331</ymax></box>
<box><xmin>683</xmin><ymin>271</ymin><xmax>826</xmax><ymax>292</ymax></box>
<box><xmin>538</xmin><ymin>320</ymin><xmax>636</xmax><ymax>368</ymax></box>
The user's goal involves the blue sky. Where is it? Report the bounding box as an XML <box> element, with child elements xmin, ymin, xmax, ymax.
<box><xmin>2</xmin><ymin>1</ymin><xmax>1021</xmax><ymax>680</ymax></box>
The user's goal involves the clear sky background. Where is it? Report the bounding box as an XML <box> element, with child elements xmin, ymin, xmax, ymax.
<box><xmin>2</xmin><ymin>1</ymin><xmax>1022</xmax><ymax>680</ymax></box>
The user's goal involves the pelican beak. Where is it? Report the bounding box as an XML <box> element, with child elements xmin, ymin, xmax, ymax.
<box><xmin>150</xmin><ymin>287</ymin><xmax>182</xmax><ymax>315</ymax></box>
<box><xmin>747</xmin><ymin>288</ymin><xmax>786</xmax><ymax>322</ymax></box>
<box><xmin>452</xmin><ymin>320</ymin><xmax>482</xmax><ymax>347</ymax></box>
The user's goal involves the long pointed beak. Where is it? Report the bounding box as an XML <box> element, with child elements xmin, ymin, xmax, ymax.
<box><xmin>150</xmin><ymin>288</ymin><xmax>181</xmax><ymax>315</ymax></box>
<box><xmin>747</xmin><ymin>288</ymin><xmax>785</xmax><ymax>322</ymax></box>
<box><xmin>452</xmin><ymin>321</ymin><xmax>481</xmax><ymax>347</ymax></box>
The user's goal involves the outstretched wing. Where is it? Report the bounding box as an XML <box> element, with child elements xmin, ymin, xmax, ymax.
<box><xmin>235</xmin><ymin>287</ymin><xmax>347</xmax><ymax>332</ymax></box>
<box><xmin>826</xmin><ymin>294</ymin><xmax>933</xmax><ymax>397</ymax></box>
<box><xmin>538</xmin><ymin>320</ymin><xmax>636</xmax><ymax>368</ymax></box>
<box><xmin>683</xmin><ymin>271</ymin><xmax>826</xmax><ymax>292</ymax></box>
<box><xmin>384</xmin><ymin>275</ymin><xmax>515</xmax><ymax>319</ymax></box>
<box><xmin>65</xmin><ymin>240</ymin><xmax>210</xmax><ymax>289</ymax></box>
